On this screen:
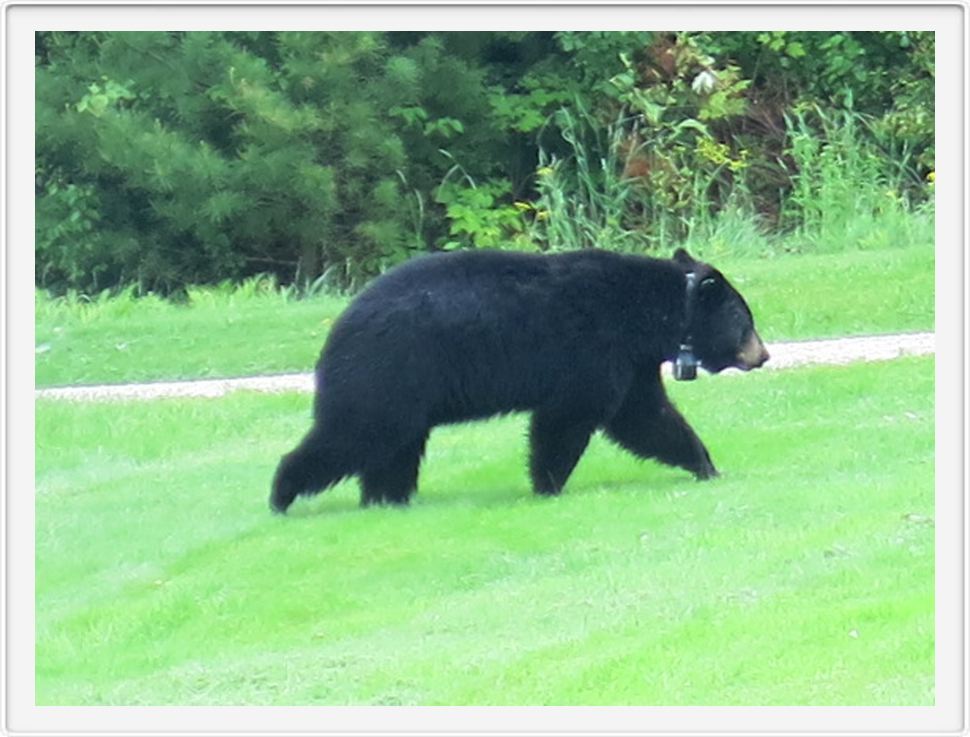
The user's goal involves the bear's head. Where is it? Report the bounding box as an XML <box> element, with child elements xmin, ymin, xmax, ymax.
<box><xmin>672</xmin><ymin>248</ymin><xmax>769</xmax><ymax>375</ymax></box>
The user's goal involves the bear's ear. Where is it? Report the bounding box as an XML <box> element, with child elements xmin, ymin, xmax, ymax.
<box><xmin>673</xmin><ymin>248</ymin><xmax>696</xmax><ymax>266</ymax></box>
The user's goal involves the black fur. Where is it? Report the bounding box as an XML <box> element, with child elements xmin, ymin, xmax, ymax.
<box><xmin>270</xmin><ymin>248</ymin><xmax>767</xmax><ymax>513</ymax></box>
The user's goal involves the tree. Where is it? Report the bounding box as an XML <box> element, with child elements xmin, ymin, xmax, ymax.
<box><xmin>36</xmin><ymin>31</ymin><xmax>934</xmax><ymax>294</ymax></box>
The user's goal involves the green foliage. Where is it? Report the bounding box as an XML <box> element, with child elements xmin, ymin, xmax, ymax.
<box><xmin>37</xmin><ymin>32</ymin><xmax>422</xmax><ymax>292</ymax></box>
<box><xmin>488</xmin><ymin>85</ymin><xmax>571</xmax><ymax>134</ymax></box>
<box><xmin>36</xmin><ymin>31</ymin><xmax>935</xmax><ymax>294</ymax></box>
<box><xmin>434</xmin><ymin>177</ymin><xmax>530</xmax><ymax>251</ymax></box>
<box><xmin>35</xmin><ymin>179</ymin><xmax>103</xmax><ymax>286</ymax></box>
<box><xmin>75</xmin><ymin>78</ymin><xmax>136</xmax><ymax>117</ymax></box>
<box><xmin>521</xmin><ymin>32</ymin><xmax>933</xmax><ymax>255</ymax></box>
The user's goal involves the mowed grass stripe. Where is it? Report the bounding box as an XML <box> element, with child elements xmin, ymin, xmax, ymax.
<box><xmin>36</xmin><ymin>357</ymin><xmax>933</xmax><ymax>705</ymax></box>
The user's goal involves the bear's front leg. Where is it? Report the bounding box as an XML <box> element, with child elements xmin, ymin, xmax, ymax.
<box><xmin>604</xmin><ymin>371</ymin><xmax>718</xmax><ymax>480</ymax></box>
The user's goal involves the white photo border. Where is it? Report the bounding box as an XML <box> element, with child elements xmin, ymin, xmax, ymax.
<box><xmin>5</xmin><ymin>2</ymin><xmax>966</xmax><ymax>735</ymax></box>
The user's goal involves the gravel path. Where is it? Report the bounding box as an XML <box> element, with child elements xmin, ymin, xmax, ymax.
<box><xmin>35</xmin><ymin>331</ymin><xmax>934</xmax><ymax>403</ymax></box>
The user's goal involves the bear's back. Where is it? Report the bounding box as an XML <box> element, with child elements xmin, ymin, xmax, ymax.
<box><xmin>354</xmin><ymin>248</ymin><xmax>658</xmax><ymax>303</ymax></box>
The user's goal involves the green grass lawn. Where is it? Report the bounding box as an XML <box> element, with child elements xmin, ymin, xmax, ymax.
<box><xmin>35</xmin><ymin>243</ymin><xmax>933</xmax><ymax>387</ymax></box>
<box><xmin>35</xmin><ymin>356</ymin><xmax>934</xmax><ymax>705</ymax></box>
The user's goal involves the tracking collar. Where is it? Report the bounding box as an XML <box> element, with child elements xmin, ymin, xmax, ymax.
<box><xmin>673</xmin><ymin>271</ymin><xmax>699</xmax><ymax>381</ymax></box>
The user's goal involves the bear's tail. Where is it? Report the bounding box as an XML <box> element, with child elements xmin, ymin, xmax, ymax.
<box><xmin>270</xmin><ymin>429</ymin><xmax>349</xmax><ymax>514</ymax></box>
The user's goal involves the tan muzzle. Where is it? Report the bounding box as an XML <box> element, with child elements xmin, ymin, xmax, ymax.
<box><xmin>737</xmin><ymin>331</ymin><xmax>770</xmax><ymax>370</ymax></box>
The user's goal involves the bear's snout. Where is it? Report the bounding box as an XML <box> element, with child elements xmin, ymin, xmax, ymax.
<box><xmin>736</xmin><ymin>331</ymin><xmax>770</xmax><ymax>370</ymax></box>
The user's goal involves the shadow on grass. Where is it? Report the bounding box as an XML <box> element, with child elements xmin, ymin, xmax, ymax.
<box><xmin>276</xmin><ymin>462</ymin><xmax>701</xmax><ymax>520</ymax></box>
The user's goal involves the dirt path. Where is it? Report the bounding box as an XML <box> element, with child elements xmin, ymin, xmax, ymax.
<box><xmin>35</xmin><ymin>331</ymin><xmax>934</xmax><ymax>403</ymax></box>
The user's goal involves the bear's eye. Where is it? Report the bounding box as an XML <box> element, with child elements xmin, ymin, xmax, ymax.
<box><xmin>698</xmin><ymin>277</ymin><xmax>720</xmax><ymax>300</ymax></box>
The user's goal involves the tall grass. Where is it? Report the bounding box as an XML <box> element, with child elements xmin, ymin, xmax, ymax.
<box><xmin>531</xmin><ymin>103</ymin><xmax>933</xmax><ymax>258</ymax></box>
<box><xmin>781</xmin><ymin>105</ymin><xmax>934</xmax><ymax>253</ymax></box>
<box><xmin>678</xmin><ymin>195</ymin><xmax>774</xmax><ymax>260</ymax></box>
<box><xmin>34</xmin><ymin>284</ymin><xmax>166</xmax><ymax>325</ymax></box>
<box><xmin>35</xmin><ymin>275</ymin><xmax>299</xmax><ymax>324</ymax></box>
<box><xmin>532</xmin><ymin>105</ymin><xmax>638</xmax><ymax>252</ymax></box>
<box><xmin>531</xmin><ymin>106</ymin><xmax>737</xmax><ymax>253</ymax></box>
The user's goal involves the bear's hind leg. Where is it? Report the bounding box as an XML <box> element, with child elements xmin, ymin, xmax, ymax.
<box><xmin>529</xmin><ymin>412</ymin><xmax>597</xmax><ymax>496</ymax></box>
<box><xmin>270</xmin><ymin>429</ymin><xmax>349</xmax><ymax>514</ymax></box>
<box><xmin>604</xmin><ymin>374</ymin><xmax>717</xmax><ymax>480</ymax></box>
<box><xmin>359</xmin><ymin>434</ymin><xmax>428</xmax><ymax>507</ymax></box>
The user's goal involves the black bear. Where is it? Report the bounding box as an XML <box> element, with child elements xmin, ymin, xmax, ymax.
<box><xmin>270</xmin><ymin>247</ymin><xmax>768</xmax><ymax>513</ymax></box>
